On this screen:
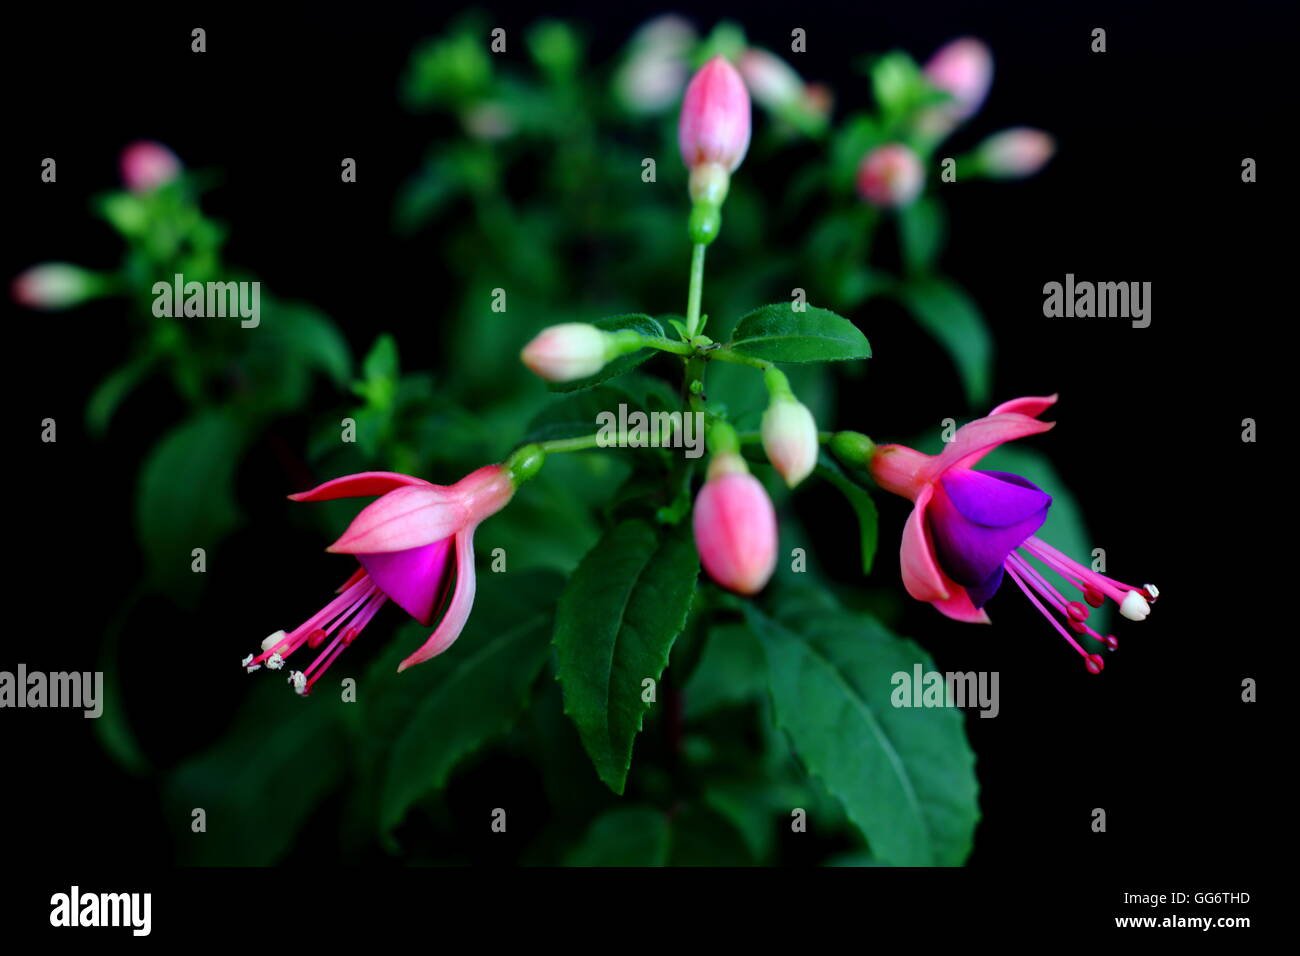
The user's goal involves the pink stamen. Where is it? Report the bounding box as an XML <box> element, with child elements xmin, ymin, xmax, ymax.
<box><xmin>299</xmin><ymin>589</ymin><xmax>388</xmax><ymax>694</ymax></box>
<box><xmin>1004</xmin><ymin>562</ymin><xmax>1091</xmax><ymax>664</ymax></box>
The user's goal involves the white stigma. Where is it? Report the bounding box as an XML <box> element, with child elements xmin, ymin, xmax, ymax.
<box><xmin>261</xmin><ymin>630</ymin><xmax>287</xmax><ymax>652</ymax></box>
<box><xmin>1120</xmin><ymin>590</ymin><xmax>1151</xmax><ymax>621</ymax></box>
<box><xmin>266</xmin><ymin>652</ymin><xmax>285</xmax><ymax>671</ymax></box>
<box><xmin>242</xmin><ymin>654</ymin><xmax>260</xmax><ymax>674</ymax></box>
<box><xmin>289</xmin><ymin>671</ymin><xmax>307</xmax><ymax>695</ymax></box>
<box><xmin>1142</xmin><ymin>583</ymin><xmax>1159</xmax><ymax>601</ymax></box>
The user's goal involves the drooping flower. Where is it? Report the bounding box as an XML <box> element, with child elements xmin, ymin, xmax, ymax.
<box><xmin>976</xmin><ymin>127</ymin><xmax>1056</xmax><ymax>179</ymax></box>
<box><xmin>119</xmin><ymin>140</ymin><xmax>181</xmax><ymax>193</ymax></box>
<box><xmin>856</xmin><ymin>143</ymin><xmax>924</xmax><ymax>208</ymax></box>
<box><xmin>242</xmin><ymin>457</ymin><xmax>536</xmax><ymax>694</ymax></box>
<box><xmin>693</xmin><ymin>451</ymin><xmax>777</xmax><ymax>595</ymax></box>
<box><xmin>870</xmin><ymin>395</ymin><xmax>1157</xmax><ymax>672</ymax></box>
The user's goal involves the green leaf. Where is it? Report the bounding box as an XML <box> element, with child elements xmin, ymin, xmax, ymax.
<box><xmin>815</xmin><ymin>455</ymin><xmax>879</xmax><ymax>575</ymax></box>
<box><xmin>729</xmin><ymin>303</ymin><xmax>871</xmax><ymax>364</ymax></box>
<box><xmin>136</xmin><ymin>411</ymin><xmax>249</xmax><ymax>598</ymax></box>
<box><xmin>546</xmin><ymin>314</ymin><xmax>665</xmax><ymax>393</ymax></box>
<box><xmin>683</xmin><ymin>623</ymin><xmax>767</xmax><ymax>722</ymax></box>
<box><xmin>896</xmin><ymin>277</ymin><xmax>992</xmax><ymax>407</ymax></box>
<box><xmin>86</xmin><ymin>348</ymin><xmax>160</xmax><ymax>436</ymax></box>
<box><xmin>749</xmin><ymin>606</ymin><xmax>979</xmax><ymax>866</ymax></box>
<box><xmin>521</xmin><ymin>375</ymin><xmax>676</xmax><ymax>445</ymax></box>
<box><xmin>898</xmin><ymin>196</ymin><xmax>947</xmax><ymax>275</ymax></box>
<box><xmin>164</xmin><ymin>683</ymin><xmax>348</xmax><ymax>865</ymax></box>
<box><xmin>358</xmin><ymin>570</ymin><xmax>562</xmax><ymax>840</ymax></box>
<box><xmin>553</xmin><ymin>520</ymin><xmax>699</xmax><ymax>793</ymax></box>
<box><xmin>565</xmin><ymin>807</ymin><xmax>671</xmax><ymax>866</ymax></box>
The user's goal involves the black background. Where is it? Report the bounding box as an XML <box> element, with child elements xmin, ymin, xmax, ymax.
<box><xmin>1</xmin><ymin>0</ymin><xmax>1281</xmax><ymax>913</ymax></box>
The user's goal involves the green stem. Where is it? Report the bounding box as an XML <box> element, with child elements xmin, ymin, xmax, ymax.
<box><xmin>685</xmin><ymin>243</ymin><xmax>706</xmax><ymax>337</ymax></box>
<box><xmin>708</xmin><ymin>346</ymin><xmax>774</xmax><ymax>372</ymax></box>
<box><xmin>640</xmin><ymin>336</ymin><xmax>694</xmax><ymax>356</ymax></box>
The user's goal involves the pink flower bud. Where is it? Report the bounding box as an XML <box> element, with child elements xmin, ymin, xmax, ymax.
<box><xmin>738</xmin><ymin>48</ymin><xmax>803</xmax><ymax>110</ymax></box>
<box><xmin>856</xmin><ymin>144</ymin><xmax>924</xmax><ymax>208</ymax></box>
<box><xmin>977</xmin><ymin>127</ymin><xmax>1056</xmax><ymax>179</ymax></box>
<box><xmin>692</xmin><ymin>453</ymin><xmax>778</xmax><ymax>595</ymax></box>
<box><xmin>678</xmin><ymin>56</ymin><xmax>752</xmax><ymax>174</ymax></box>
<box><xmin>924</xmin><ymin>37</ymin><xmax>993</xmax><ymax>122</ymax></box>
<box><xmin>119</xmin><ymin>140</ymin><xmax>181</xmax><ymax>193</ymax></box>
<box><xmin>761</xmin><ymin>395</ymin><xmax>819</xmax><ymax>488</ymax></box>
<box><xmin>521</xmin><ymin>323</ymin><xmax>611</xmax><ymax>382</ymax></box>
<box><xmin>11</xmin><ymin>263</ymin><xmax>95</xmax><ymax>310</ymax></box>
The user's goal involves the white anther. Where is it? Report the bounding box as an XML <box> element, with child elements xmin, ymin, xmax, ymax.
<box><xmin>1120</xmin><ymin>590</ymin><xmax>1151</xmax><ymax>622</ymax></box>
<box><xmin>1142</xmin><ymin>583</ymin><xmax>1159</xmax><ymax>601</ymax></box>
<box><xmin>241</xmin><ymin>654</ymin><xmax>260</xmax><ymax>674</ymax></box>
<box><xmin>266</xmin><ymin>652</ymin><xmax>285</xmax><ymax>671</ymax></box>
<box><xmin>289</xmin><ymin>671</ymin><xmax>307</xmax><ymax>695</ymax></box>
<box><xmin>261</xmin><ymin>630</ymin><xmax>287</xmax><ymax>652</ymax></box>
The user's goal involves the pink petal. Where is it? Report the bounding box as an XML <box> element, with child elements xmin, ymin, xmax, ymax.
<box><xmin>327</xmin><ymin>484</ymin><xmax>465</xmax><ymax>555</ymax></box>
<box><xmin>398</xmin><ymin>527</ymin><xmax>479</xmax><ymax>671</ymax></box>
<box><xmin>899</xmin><ymin>485</ymin><xmax>950</xmax><ymax>603</ymax></box>
<box><xmin>932</xmin><ymin>588</ymin><xmax>992</xmax><ymax>624</ymax></box>
<box><xmin>289</xmin><ymin>471</ymin><xmax>430</xmax><ymax>502</ymax></box>
<box><xmin>988</xmin><ymin>394</ymin><xmax>1058</xmax><ymax>418</ymax></box>
<box><xmin>925</xmin><ymin>413</ymin><xmax>1055</xmax><ymax>479</ymax></box>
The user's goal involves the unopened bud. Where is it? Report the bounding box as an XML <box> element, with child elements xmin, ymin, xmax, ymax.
<box><xmin>738</xmin><ymin>48</ymin><xmax>803</xmax><ymax>111</ymax></box>
<box><xmin>693</xmin><ymin>451</ymin><xmax>778</xmax><ymax>595</ymax></box>
<box><xmin>521</xmin><ymin>323</ymin><xmax>627</xmax><ymax>382</ymax></box>
<box><xmin>761</xmin><ymin>385</ymin><xmax>818</xmax><ymax>488</ymax></box>
<box><xmin>976</xmin><ymin>127</ymin><xmax>1055</xmax><ymax>179</ymax></box>
<box><xmin>120</xmin><ymin>140</ymin><xmax>182</xmax><ymax>193</ymax></box>
<box><xmin>856</xmin><ymin>144</ymin><xmax>924</xmax><ymax>208</ymax></box>
<box><xmin>11</xmin><ymin>263</ymin><xmax>99</xmax><ymax>310</ymax></box>
<box><xmin>679</xmin><ymin>56</ymin><xmax>751</xmax><ymax>175</ymax></box>
<box><xmin>924</xmin><ymin>37</ymin><xmax>993</xmax><ymax>122</ymax></box>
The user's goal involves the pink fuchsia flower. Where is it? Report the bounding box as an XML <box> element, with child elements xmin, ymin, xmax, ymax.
<box><xmin>870</xmin><ymin>395</ymin><xmax>1158</xmax><ymax>673</ymax></box>
<box><xmin>679</xmin><ymin>55</ymin><xmax>752</xmax><ymax>177</ymax></box>
<box><xmin>976</xmin><ymin>127</ymin><xmax>1056</xmax><ymax>179</ymax></box>
<box><xmin>617</xmin><ymin>15</ymin><xmax>696</xmax><ymax>114</ymax></box>
<box><xmin>924</xmin><ymin>37</ymin><xmax>993</xmax><ymax>122</ymax></box>
<box><xmin>856</xmin><ymin>144</ymin><xmax>924</xmax><ymax>208</ymax></box>
<box><xmin>693</xmin><ymin>451</ymin><xmax>778</xmax><ymax>595</ymax></box>
<box><xmin>242</xmin><ymin>458</ymin><xmax>535</xmax><ymax>694</ymax></box>
<box><xmin>11</xmin><ymin>263</ymin><xmax>98</xmax><ymax>310</ymax></box>
<box><xmin>119</xmin><ymin>140</ymin><xmax>181</xmax><ymax>192</ymax></box>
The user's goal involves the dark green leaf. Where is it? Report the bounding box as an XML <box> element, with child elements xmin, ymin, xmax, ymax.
<box><xmin>749</xmin><ymin>606</ymin><xmax>979</xmax><ymax>866</ymax></box>
<box><xmin>136</xmin><ymin>411</ymin><xmax>249</xmax><ymax>598</ymax></box>
<box><xmin>358</xmin><ymin>570</ymin><xmax>562</xmax><ymax>839</ymax></box>
<box><xmin>896</xmin><ymin>277</ymin><xmax>992</xmax><ymax>407</ymax></box>
<box><xmin>553</xmin><ymin>520</ymin><xmax>699</xmax><ymax>793</ymax></box>
<box><xmin>729</xmin><ymin>303</ymin><xmax>871</xmax><ymax>364</ymax></box>
<box><xmin>815</xmin><ymin>455</ymin><xmax>879</xmax><ymax>574</ymax></box>
<box><xmin>165</xmin><ymin>683</ymin><xmax>348</xmax><ymax>865</ymax></box>
<box><xmin>565</xmin><ymin>807</ymin><xmax>671</xmax><ymax>866</ymax></box>
<box><xmin>546</xmin><ymin>314</ymin><xmax>665</xmax><ymax>393</ymax></box>
<box><xmin>898</xmin><ymin>196</ymin><xmax>947</xmax><ymax>275</ymax></box>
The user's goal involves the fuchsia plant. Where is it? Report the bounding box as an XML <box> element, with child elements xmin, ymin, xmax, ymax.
<box><xmin>252</xmin><ymin>49</ymin><xmax>1154</xmax><ymax>705</ymax></box>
